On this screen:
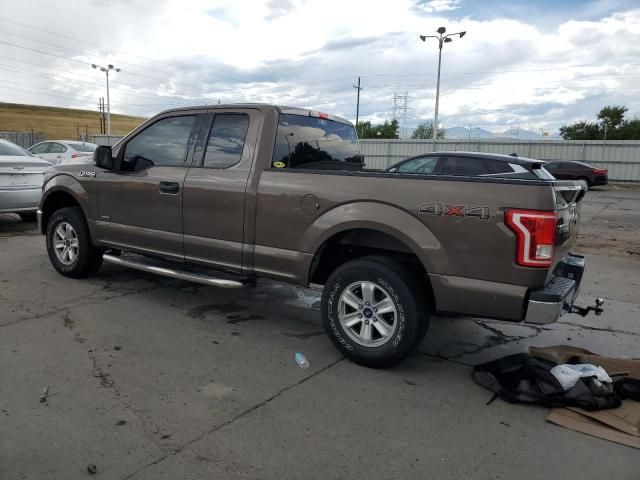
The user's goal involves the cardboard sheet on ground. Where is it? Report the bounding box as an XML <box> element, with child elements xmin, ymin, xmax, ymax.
<box><xmin>547</xmin><ymin>403</ymin><xmax>640</xmax><ymax>450</ymax></box>
<box><xmin>532</xmin><ymin>345</ymin><xmax>640</xmax><ymax>448</ymax></box>
<box><xmin>529</xmin><ymin>345</ymin><xmax>640</xmax><ymax>380</ymax></box>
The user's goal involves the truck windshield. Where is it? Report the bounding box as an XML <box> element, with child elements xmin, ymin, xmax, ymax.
<box><xmin>272</xmin><ymin>114</ymin><xmax>362</xmax><ymax>171</ymax></box>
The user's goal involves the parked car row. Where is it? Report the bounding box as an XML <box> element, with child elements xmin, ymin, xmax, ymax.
<box><xmin>0</xmin><ymin>139</ymin><xmax>97</xmax><ymax>222</ymax></box>
<box><xmin>385</xmin><ymin>153</ymin><xmax>609</xmax><ymax>186</ymax></box>
<box><xmin>0</xmin><ymin>139</ymin><xmax>51</xmax><ymax>222</ymax></box>
<box><xmin>0</xmin><ymin>133</ymin><xmax>611</xmax><ymax>227</ymax></box>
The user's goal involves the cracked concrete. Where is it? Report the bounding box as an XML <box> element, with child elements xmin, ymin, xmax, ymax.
<box><xmin>1</xmin><ymin>186</ymin><xmax>639</xmax><ymax>480</ymax></box>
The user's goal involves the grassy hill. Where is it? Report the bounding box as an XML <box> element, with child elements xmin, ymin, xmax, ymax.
<box><xmin>0</xmin><ymin>102</ymin><xmax>146</xmax><ymax>140</ymax></box>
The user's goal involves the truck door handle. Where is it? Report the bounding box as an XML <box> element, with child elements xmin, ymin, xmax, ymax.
<box><xmin>159</xmin><ymin>181</ymin><xmax>180</xmax><ymax>194</ymax></box>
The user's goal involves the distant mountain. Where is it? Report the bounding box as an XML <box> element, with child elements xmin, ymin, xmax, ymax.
<box><xmin>444</xmin><ymin>125</ymin><xmax>561</xmax><ymax>140</ymax></box>
<box><xmin>494</xmin><ymin>128</ymin><xmax>541</xmax><ymax>140</ymax></box>
<box><xmin>444</xmin><ymin>126</ymin><xmax>494</xmax><ymax>139</ymax></box>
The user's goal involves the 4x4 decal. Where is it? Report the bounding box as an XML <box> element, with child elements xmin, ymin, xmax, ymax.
<box><xmin>419</xmin><ymin>203</ymin><xmax>490</xmax><ymax>220</ymax></box>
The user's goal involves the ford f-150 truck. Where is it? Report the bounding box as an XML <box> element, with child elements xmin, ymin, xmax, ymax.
<box><xmin>38</xmin><ymin>104</ymin><xmax>600</xmax><ymax>368</ymax></box>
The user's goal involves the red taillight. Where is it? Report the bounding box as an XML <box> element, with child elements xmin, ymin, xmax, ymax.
<box><xmin>505</xmin><ymin>209</ymin><xmax>556</xmax><ymax>267</ymax></box>
<box><xmin>593</xmin><ymin>168</ymin><xmax>607</xmax><ymax>175</ymax></box>
<box><xmin>71</xmin><ymin>153</ymin><xmax>79</xmax><ymax>158</ymax></box>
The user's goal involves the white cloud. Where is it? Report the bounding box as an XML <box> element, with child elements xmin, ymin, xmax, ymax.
<box><xmin>0</xmin><ymin>0</ymin><xmax>639</xmax><ymax>135</ymax></box>
<box><xmin>414</xmin><ymin>0</ymin><xmax>463</xmax><ymax>13</ymax></box>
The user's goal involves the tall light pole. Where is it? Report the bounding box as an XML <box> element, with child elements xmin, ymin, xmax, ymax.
<box><xmin>92</xmin><ymin>63</ymin><xmax>120</xmax><ymax>136</ymax></box>
<box><xmin>419</xmin><ymin>27</ymin><xmax>466</xmax><ymax>141</ymax></box>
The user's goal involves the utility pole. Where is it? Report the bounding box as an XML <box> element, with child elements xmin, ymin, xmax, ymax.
<box><xmin>92</xmin><ymin>64</ymin><xmax>120</xmax><ymax>136</ymax></box>
<box><xmin>98</xmin><ymin>97</ymin><xmax>105</xmax><ymax>134</ymax></box>
<box><xmin>419</xmin><ymin>27</ymin><xmax>467</xmax><ymax>141</ymax></box>
<box><xmin>353</xmin><ymin>76</ymin><xmax>362</xmax><ymax>137</ymax></box>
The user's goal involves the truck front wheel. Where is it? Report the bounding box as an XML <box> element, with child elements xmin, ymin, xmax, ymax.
<box><xmin>321</xmin><ymin>256</ymin><xmax>429</xmax><ymax>368</ymax></box>
<box><xmin>46</xmin><ymin>207</ymin><xmax>103</xmax><ymax>278</ymax></box>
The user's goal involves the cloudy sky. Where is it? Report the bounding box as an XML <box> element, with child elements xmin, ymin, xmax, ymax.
<box><xmin>0</xmin><ymin>0</ymin><xmax>639</xmax><ymax>135</ymax></box>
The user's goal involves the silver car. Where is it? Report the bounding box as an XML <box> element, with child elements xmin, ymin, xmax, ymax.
<box><xmin>0</xmin><ymin>139</ymin><xmax>51</xmax><ymax>222</ymax></box>
<box><xmin>28</xmin><ymin>140</ymin><xmax>97</xmax><ymax>165</ymax></box>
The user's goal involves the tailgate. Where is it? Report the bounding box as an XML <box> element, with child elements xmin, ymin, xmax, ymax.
<box><xmin>550</xmin><ymin>180</ymin><xmax>587</xmax><ymax>278</ymax></box>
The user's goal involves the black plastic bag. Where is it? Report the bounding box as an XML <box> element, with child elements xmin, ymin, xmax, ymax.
<box><xmin>472</xmin><ymin>353</ymin><xmax>621</xmax><ymax>411</ymax></box>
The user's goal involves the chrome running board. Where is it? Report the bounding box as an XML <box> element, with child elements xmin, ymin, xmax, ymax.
<box><xmin>103</xmin><ymin>254</ymin><xmax>245</xmax><ymax>288</ymax></box>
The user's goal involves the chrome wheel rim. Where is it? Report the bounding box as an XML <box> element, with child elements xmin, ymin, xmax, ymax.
<box><xmin>53</xmin><ymin>222</ymin><xmax>79</xmax><ymax>265</ymax></box>
<box><xmin>338</xmin><ymin>281</ymin><xmax>398</xmax><ymax>347</ymax></box>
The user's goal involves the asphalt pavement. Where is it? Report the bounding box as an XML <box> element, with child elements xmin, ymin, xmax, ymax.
<box><xmin>1</xmin><ymin>185</ymin><xmax>639</xmax><ymax>480</ymax></box>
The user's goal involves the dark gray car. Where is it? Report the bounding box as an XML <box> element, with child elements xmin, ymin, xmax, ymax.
<box><xmin>385</xmin><ymin>151</ymin><xmax>555</xmax><ymax>180</ymax></box>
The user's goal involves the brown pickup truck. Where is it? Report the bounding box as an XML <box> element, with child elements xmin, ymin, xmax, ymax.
<box><xmin>38</xmin><ymin>104</ymin><xmax>599</xmax><ymax>367</ymax></box>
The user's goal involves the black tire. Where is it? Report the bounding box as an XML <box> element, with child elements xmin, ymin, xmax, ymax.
<box><xmin>46</xmin><ymin>207</ymin><xmax>103</xmax><ymax>278</ymax></box>
<box><xmin>18</xmin><ymin>212</ymin><xmax>37</xmax><ymax>222</ymax></box>
<box><xmin>578</xmin><ymin>177</ymin><xmax>592</xmax><ymax>187</ymax></box>
<box><xmin>322</xmin><ymin>256</ymin><xmax>430</xmax><ymax>368</ymax></box>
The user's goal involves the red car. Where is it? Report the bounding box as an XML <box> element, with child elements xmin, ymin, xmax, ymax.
<box><xmin>544</xmin><ymin>161</ymin><xmax>608</xmax><ymax>187</ymax></box>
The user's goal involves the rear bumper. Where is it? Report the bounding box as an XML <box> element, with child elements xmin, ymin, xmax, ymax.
<box><xmin>592</xmin><ymin>176</ymin><xmax>608</xmax><ymax>186</ymax></box>
<box><xmin>0</xmin><ymin>187</ymin><xmax>42</xmax><ymax>214</ymax></box>
<box><xmin>524</xmin><ymin>253</ymin><xmax>584</xmax><ymax>324</ymax></box>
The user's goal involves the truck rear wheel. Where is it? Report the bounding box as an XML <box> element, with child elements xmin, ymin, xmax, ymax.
<box><xmin>46</xmin><ymin>207</ymin><xmax>103</xmax><ymax>278</ymax></box>
<box><xmin>321</xmin><ymin>256</ymin><xmax>429</xmax><ymax>368</ymax></box>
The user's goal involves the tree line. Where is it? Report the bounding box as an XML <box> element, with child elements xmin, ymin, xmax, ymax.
<box><xmin>356</xmin><ymin>119</ymin><xmax>444</xmax><ymax>139</ymax></box>
<box><xmin>560</xmin><ymin>106</ymin><xmax>640</xmax><ymax>140</ymax></box>
<box><xmin>355</xmin><ymin>105</ymin><xmax>640</xmax><ymax>140</ymax></box>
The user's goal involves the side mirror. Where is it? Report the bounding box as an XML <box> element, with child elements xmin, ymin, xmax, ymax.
<box><xmin>94</xmin><ymin>145</ymin><xmax>114</xmax><ymax>170</ymax></box>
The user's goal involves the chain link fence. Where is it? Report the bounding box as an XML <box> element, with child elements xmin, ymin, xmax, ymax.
<box><xmin>0</xmin><ymin>131</ymin><xmax>45</xmax><ymax>148</ymax></box>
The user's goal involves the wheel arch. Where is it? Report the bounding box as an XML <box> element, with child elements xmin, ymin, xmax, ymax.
<box><xmin>40</xmin><ymin>177</ymin><xmax>91</xmax><ymax>235</ymax></box>
<box><xmin>304</xmin><ymin>202</ymin><xmax>442</xmax><ymax>289</ymax></box>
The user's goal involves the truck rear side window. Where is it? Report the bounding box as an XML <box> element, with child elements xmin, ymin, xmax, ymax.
<box><xmin>272</xmin><ymin>114</ymin><xmax>362</xmax><ymax>171</ymax></box>
<box><xmin>203</xmin><ymin>114</ymin><xmax>249</xmax><ymax>168</ymax></box>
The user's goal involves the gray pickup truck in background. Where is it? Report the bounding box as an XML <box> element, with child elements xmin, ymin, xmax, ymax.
<box><xmin>38</xmin><ymin>104</ymin><xmax>598</xmax><ymax>367</ymax></box>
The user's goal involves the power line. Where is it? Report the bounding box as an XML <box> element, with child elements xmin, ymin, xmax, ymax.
<box><xmin>0</xmin><ymin>79</ymin><xmax>190</xmax><ymax>109</ymax></box>
<box><xmin>0</xmin><ymin>39</ymin><xmax>246</xmax><ymax>99</ymax></box>
<box><xmin>0</xmin><ymin>64</ymin><xmax>203</xmax><ymax>108</ymax></box>
<box><xmin>0</xmin><ymin>17</ymin><xmax>240</xmax><ymax>82</ymax></box>
<box><xmin>0</xmin><ymin>37</ymin><xmax>170</xmax><ymax>82</ymax></box>
<box><xmin>362</xmin><ymin>63</ymin><xmax>640</xmax><ymax>78</ymax></box>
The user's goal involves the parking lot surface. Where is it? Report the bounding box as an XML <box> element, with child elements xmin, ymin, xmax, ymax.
<box><xmin>1</xmin><ymin>185</ymin><xmax>639</xmax><ymax>479</ymax></box>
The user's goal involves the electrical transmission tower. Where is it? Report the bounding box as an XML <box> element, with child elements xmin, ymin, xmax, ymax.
<box><xmin>392</xmin><ymin>92</ymin><xmax>409</xmax><ymax>139</ymax></box>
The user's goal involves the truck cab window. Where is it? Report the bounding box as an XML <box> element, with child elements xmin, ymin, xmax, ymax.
<box><xmin>123</xmin><ymin>115</ymin><xmax>195</xmax><ymax>171</ymax></box>
<box><xmin>203</xmin><ymin>114</ymin><xmax>249</xmax><ymax>168</ymax></box>
<box><xmin>272</xmin><ymin>114</ymin><xmax>362</xmax><ymax>171</ymax></box>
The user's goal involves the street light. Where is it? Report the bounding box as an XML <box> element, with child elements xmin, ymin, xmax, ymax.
<box><xmin>92</xmin><ymin>63</ymin><xmax>120</xmax><ymax>136</ymax></box>
<box><xmin>419</xmin><ymin>27</ymin><xmax>466</xmax><ymax>140</ymax></box>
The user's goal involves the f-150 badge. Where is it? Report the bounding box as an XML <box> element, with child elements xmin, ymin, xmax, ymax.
<box><xmin>79</xmin><ymin>171</ymin><xmax>96</xmax><ymax>177</ymax></box>
<box><xmin>419</xmin><ymin>203</ymin><xmax>490</xmax><ymax>219</ymax></box>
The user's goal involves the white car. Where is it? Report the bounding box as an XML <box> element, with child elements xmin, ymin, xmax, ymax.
<box><xmin>0</xmin><ymin>139</ymin><xmax>51</xmax><ymax>222</ymax></box>
<box><xmin>28</xmin><ymin>140</ymin><xmax>97</xmax><ymax>165</ymax></box>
